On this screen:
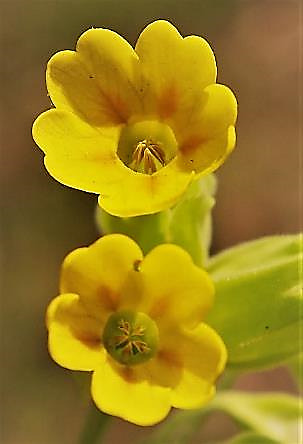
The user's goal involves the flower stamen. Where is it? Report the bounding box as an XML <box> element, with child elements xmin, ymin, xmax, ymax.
<box><xmin>131</xmin><ymin>139</ymin><xmax>165</xmax><ymax>174</ymax></box>
<box><xmin>102</xmin><ymin>310</ymin><xmax>159</xmax><ymax>365</ymax></box>
<box><xmin>115</xmin><ymin>319</ymin><xmax>150</xmax><ymax>357</ymax></box>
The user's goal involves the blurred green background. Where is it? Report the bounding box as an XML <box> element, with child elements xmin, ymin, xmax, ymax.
<box><xmin>1</xmin><ymin>0</ymin><xmax>300</xmax><ymax>443</ymax></box>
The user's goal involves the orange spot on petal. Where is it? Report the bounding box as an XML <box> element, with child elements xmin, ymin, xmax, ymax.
<box><xmin>180</xmin><ymin>134</ymin><xmax>207</xmax><ymax>155</ymax></box>
<box><xmin>77</xmin><ymin>336</ymin><xmax>101</xmax><ymax>350</ymax></box>
<box><xmin>158</xmin><ymin>85</ymin><xmax>179</xmax><ymax>119</ymax></box>
<box><xmin>149</xmin><ymin>296</ymin><xmax>170</xmax><ymax>319</ymax></box>
<box><xmin>158</xmin><ymin>349</ymin><xmax>181</xmax><ymax>368</ymax></box>
<box><xmin>120</xmin><ymin>366</ymin><xmax>139</xmax><ymax>383</ymax></box>
<box><xmin>99</xmin><ymin>91</ymin><xmax>130</xmax><ymax>124</ymax></box>
<box><xmin>97</xmin><ymin>285</ymin><xmax>119</xmax><ymax>311</ymax></box>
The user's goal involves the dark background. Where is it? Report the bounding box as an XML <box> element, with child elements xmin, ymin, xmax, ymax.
<box><xmin>1</xmin><ymin>0</ymin><xmax>300</xmax><ymax>442</ymax></box>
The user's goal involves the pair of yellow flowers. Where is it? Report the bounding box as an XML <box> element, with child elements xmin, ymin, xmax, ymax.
<box><xmin>33</xmin><ymin>20</ymin><xmax>237</xmax><ymax>425</ymax></box>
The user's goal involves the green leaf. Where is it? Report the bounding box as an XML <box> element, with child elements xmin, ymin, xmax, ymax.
<box><xmin>207</xmin><ymin>234</ymin><xmax>302</xmax><ymax>369</ymax></box>
<box><xmin>96</xmin><ymin>174</ymin><xmax>216</xmax><ymax>266</ymax></box>
<box><xmin>143</xmin><ymin>391</ymin><xmax>301</xmax><ymax>444</ymax></box>
<box><xmin>227</xmin><ymin>432</ymin><xmax>278</xmax><ymax>444</ymax></box>
<box><xmin>211</xmin><ymin>391</ymin><xmax>301</xmax><ymax>443</ymax></box>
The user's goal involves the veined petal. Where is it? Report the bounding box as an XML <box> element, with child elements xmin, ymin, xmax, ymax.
<box><xmin>91</xmin><ymin>357</ymin><xmax>171</xmax><ymax>425</ymax></box>
<box><xmin>177</xmin><ymin>84</ymin><xmax>237</xmax><ymax>173</ymax></box>
<box><xmin>47</xmin><ymin>294</ymin><xmax>104</xmax><ymax>371</ymax></box>
<box><xmin>47</xmin><ymin>29</ymin><xmax>141</xmax><ymax>126</ymax></box>
<box><xmin>171</xmin><ymin>323</ymin><xmax>227</xmax><ymax>408</ymax></box>
<box><xmin>135</xmin><ymin>20</ymin><xmax>216</xmax><ymax>120</ymax></box>
<box><xmin>137</xmin><ymin>244</ymin><xmax>214</xmax><ymax>328</ymax></box>
<box><xmin>60</xmin><ymin>235</ymin><xmax>143</xmax><ymax>319</ymax></box>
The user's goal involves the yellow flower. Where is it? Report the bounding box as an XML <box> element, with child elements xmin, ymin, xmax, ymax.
<box><xmin>47</xmin><ymin>234</ymin><xmax>227</xmax><ymax>425</ymax></box>
<box><xmin>33</xmin><ymin>20</ymin><xmax>237</xmax><ymax>217</ymax></box>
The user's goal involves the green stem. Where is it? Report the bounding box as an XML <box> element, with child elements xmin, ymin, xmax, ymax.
<box><xmin>79</xmin><ymin>402</ymin><xmax>110</xmax><ymax>444</ymax></box>
<box><xmin>96</xmin><ymin>175</ymin><xmax>217</xmax><ymax>267</ymax></box>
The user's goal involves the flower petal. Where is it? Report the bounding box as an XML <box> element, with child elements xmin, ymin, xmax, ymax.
<box><xmin>32</xmin><ymin>109</ymin><xmax>123</xmax><ymax>194</ymax></box>
<box><xmin>47</xmin><ymin>29</ymin><xmax>141</xmax><ymax>126</ymax></box>
<box><xmin>98</xmin><ymin>159</ymin><xmax>194</xmax><ymax>217</ymax></box>
<box><xmin>177</xmin><ymin>84</ymin><xmax>237</xmax><ymax>173</ymax></box>
<box><xmin>47</xmin><ymin>294</ymin><xmax>104</xmax><ymax>371</ymax></box>
<box><xmin>33</xmin><ymin>109</ymin><xmax>193</xmax><ymax>217</ymax></box>
<box><xmin>143</xmin><ymin>353</ymin><xmax>182</xmax><ymax>389</ymax></box>
<box><xmin>91</xmin><ymin>357</ymin><xmax>171</xmax><ymax>425</ymax></box>
<box><xmin>60</xmin><ymin>234</ymin><xmax>143</xmax><ymax>319</ymax></box>
<box><xmin>172</xmin><ymin>370</ymin><xmax>215</xmax><ymax>409</ymax></box>
<box><xmin>135</xmin><ymin>20</ymin><xmax>216</xmax><ymax>120</ymax></box>
<box><xmin>171</xmin><ymin>323</ymin><xmax>227</xmax><ymax>408</ymax></box>
<box><xmin>137</xmin><ymin>244</ymin><xmax>214</xmax><ymax>328</ymax></box>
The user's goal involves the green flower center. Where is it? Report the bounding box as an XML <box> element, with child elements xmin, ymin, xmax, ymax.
<box><xmin>117</xmin><ymin>120</ymin><xmax>178</xmax><ymax>175</ymax></box>
<box><xmin>102</xmin><ymin>310</ymin><xmax>159</xmax><ymax>366</ymax></box>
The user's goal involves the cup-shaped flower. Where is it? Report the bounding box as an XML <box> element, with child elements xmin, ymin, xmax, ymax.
<box><xmin>33</xmin><ymin>20</ymin><xmax>237</xmax><ymax>217</ymax></box>
<box><xmin>47</xmin><ymin>234</ymin><xmax>227</xmax><ymax>425</ymax></box>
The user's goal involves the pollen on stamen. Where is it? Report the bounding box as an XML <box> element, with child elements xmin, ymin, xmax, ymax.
<box><xmin>131</xmin><ymin>139</ymin><xmax>166</xmax><ymax>175</ymax></box>
<box><xmin>102</xmin><ymin>310</ymin><xmax>159</xmax><ymax>366</ymax></box>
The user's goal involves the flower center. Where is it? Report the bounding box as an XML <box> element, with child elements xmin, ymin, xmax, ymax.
<box><xmin>117</xmin><ymin>120</ymin><xmax>178</xmax><ymax>175</ymax></box>
<box><xmin>102</xmin><ymin>310</ymin><xmax>159</xmax><ymax>366</ymax></box>
<box><xmin>130</xmin><ymin>139</ymin><xmax>165</xmax><ymax>174</ymax></box>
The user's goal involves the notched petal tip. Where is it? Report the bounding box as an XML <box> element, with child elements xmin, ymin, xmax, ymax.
<box><xmin>47</xmin><ymin>293</ymin><xmax>104</xmax><ymax>371</ymax></box>
<box><xmin>170</xmin><ymin>323</ymin><xmax>227</xmax><ymax>409</ymax></box>
<box><xmin>91</xmin><ymin>360</ymin><xmax>171</xmax><ymax>426</ymax></box>
<box><xmin>177</xmin><ymin>82</ymin><xmax>238</xmax><ymax>175</ymax></box>
<box><xmin>60</xmin><ymin>234</ymin><xmax>144</xmax><ymax>311</ymax></box>
<box><xmin>137</xmin><ymin>19</ymin><xmax>182</xmax><ymax>41</ymax></box>
<box><xmin>139</xmin><ymin>243</ymin><xmax>215</xmax><ymax>328</ymax></box>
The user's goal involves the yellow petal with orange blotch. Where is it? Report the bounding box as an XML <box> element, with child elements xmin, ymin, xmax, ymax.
<box><xmin>33</xmin><ymin>109</ymin><xmax>193</xmax><ymax>217</ymax></box>
<box><xmin>178</xmin><ymin>84</ymin><xmax>237</xmax><ymax>173</ymax></box>
<box><xmin>98</xmin><ymin>158</ymin><xmax>194</xmax><ymax>217</ymax></box>
<box><xmin>60</xmin><ymin>234</ymin><xmax>143</xmax><ymax>319</ymax></box>
<box><xmin>91</xmin><ymin>357</ymin><xmax>171</xmax><ymax>425</ymax></box>
<box><xmin>47</xmin><ymin>294</ymin><xmax>104</xmax><ymax>371</ymax></box>
<box><xmin>138</xmin><ymin>244</ymin><xmax>214</xmax><ymax>328</ymax></box>
<box><xmin>47</xmin><ymin>29</ymin><xmax>141</xmax><ymax>126</ymax></box>
<box><xmin>171</xmin><ymin>323</ymin><xmax>227</xmax><ymax>408</ymax></box>
<box><xmin>32</xmin><ymin>109</ymin><xmax>123</xmax><ymax>193</ymax></box>
<box><xmin>135</xmin><ymin>20</ymin><xmax>216</xmax><ymax>121</ymax></box>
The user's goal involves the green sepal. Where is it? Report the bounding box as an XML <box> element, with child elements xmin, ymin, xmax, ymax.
<box><xmin>96</xmin><ymin>174</ymin><xmax>216</xmax><ymax>266</ymax></box>
<box><xmin>168</xmin><ymin>173</ymin><xmax>216</xmax><ymax>266</ymax></box>
<box><xmin>96</xmin><ymin>205</ymin><xmax>170</xmax><ymax>256</ymax></box>
<box><xmin>206</xmin><ymin>234</ymin><xmax>302</xmax><ymax>370</ymax></box>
